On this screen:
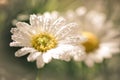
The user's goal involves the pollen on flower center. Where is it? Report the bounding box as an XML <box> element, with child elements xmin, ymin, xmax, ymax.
<box><xmin>82</xmin><ymin>32</ymin><xmax>99</xmax><ymax>53</ymax></box>
<box><xmin>31</xmin><ymin>33</ymin><xmax>57</xmax><ymax>52</ymax></box>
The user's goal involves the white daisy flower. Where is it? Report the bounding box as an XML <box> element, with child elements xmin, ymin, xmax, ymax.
<box><xmin>65</xmin><ymin>7</ymin><xmax>120</xmax><ymax>67</ymax></box>
<box><xmin>10</xmin><ymin>12</ymin><xmax>85</xmax><ymax>68</ymax></box>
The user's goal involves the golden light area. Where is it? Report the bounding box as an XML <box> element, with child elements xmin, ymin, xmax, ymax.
<box><xmin>0</xmin><ymin>0</ymin><xmax>8</xmax><ymax>5</ymax></box>
<box><xmin>82</xmin><ymin>32</ymin><xmax>99</xmax><ymax>53</ymax></box>
<box><xmin>31</xmin><ymin>32</ymin><xmax>57</xmax><ymax>52</ymax></box>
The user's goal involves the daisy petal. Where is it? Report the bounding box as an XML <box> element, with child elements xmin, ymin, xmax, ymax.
<box><xmin>29</xmin><ymin>15</ymin><xmax>43</xmax><ymax>33</ymax></box>
<box><xmin>55</xmin><ymin>23</ymin><xmax>79</xmax><ymax>40</ymax></box>
<box><xmin>16</xmin><ymin>22</ymin><xmax>34</xmax><ymax>35</ymax></box>
<box><xmin>30</xmin><ymin>14</ymin><xmax>38</xmax><ymax>26</ymax></box>
<box><xmin>27</xmin><ymin>52</ymin><xmax>41</xmax><ymax>62</ymax></box>
<box><xmin>85</xmin><ymin>59</ymin><xmax>94</xmax><ymax>67</ymax></box>
<box><xmin>42</xmin><ymin>13</ymin><xmax>52</xmax><ymax>32</ymax></box>
<box><xmin>10</xmin><ymin>42</ymin><xmax>24</xmax><ymax>47</ymax></box>
<box><xmin>11</xmin><ymin>27</ymin><xmax>31</xmax><ymax>46</ymax></box>
<box><xmin>97</xmin><ymin>46</ymin><xmax>112</xmax><ymax>59</ymax></box>
<box><xmin>50</xmin><ymin>17</ymin><xmax>66</xmax><ymax>34</ymax></box>
<box><xmin>59</xmin><ymin>35</ymin><xmax>86</xmax><ymax>45</ymax></box>
<box><xmin>70</xmin><ymin>46</ymin><xmax>85</xmax><ymax>61</ymax></box>
<box><xmin>15</xmin><ymin>47</ymin><xmax>36</xmax><ymax>57</ymax></box>
<box><xmin>36</xmin><ymin>55</ymin><xmax>45</xmax><ymax>68</ymax></box>
<box><xmin>16</xmin><ymin>22</ymin><xmax>30</xmax><ymax>29</ymax></box>
<box><xmin>47</xmin><ymin>44</ymin><xmax>73</xmax><ymax>61</ymax></box>
<box><xmin>42</xmin><ymin>52</ymin><xmax>52</xmax><ymax>63</ymax></box>
<box><xmin>52</xmin><ymin>44</ymin><xmax>84</xmax><ymax>61</ymax></box>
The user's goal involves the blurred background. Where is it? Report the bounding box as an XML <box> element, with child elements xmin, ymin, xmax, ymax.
<box><xmin>0</xmin><ymin>0</ymin><xmax>120</xmax><ymax>80</ymax></box>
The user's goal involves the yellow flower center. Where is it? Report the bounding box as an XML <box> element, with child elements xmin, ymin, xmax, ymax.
<box><xmin>31</xmin><ymin>33</ymin><xmax>57</xmax><ymax>52</ymax></box>
<box><xmin>82</xmin><ymin>32</ymin><xmax>99</xmax><ymax>53</ymax></box>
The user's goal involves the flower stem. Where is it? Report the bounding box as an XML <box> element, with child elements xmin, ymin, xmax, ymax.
<box><xmin>81</xmin><ymin>62</ymin><xmax>85</xmax><ymax>80</ymax></box>
<box><xmin>36</xmin><ymin>69</ymin><xmax>41</xmax><ymax>80</ymax></box>
<box><xmin>103</xmin><ymin>60</ymin><xmax>109</xmax><ymax>80</ymax></box>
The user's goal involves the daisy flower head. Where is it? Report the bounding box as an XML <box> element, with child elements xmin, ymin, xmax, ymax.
<box><xmin>65</xmin><ymin>6</ymin><xmax>120</xmax><ymax>67</ymax></box>
<box><xmin>10</xmin><ymin>11</ymin><xmax>85</xmax><ymax>68</ymax></box>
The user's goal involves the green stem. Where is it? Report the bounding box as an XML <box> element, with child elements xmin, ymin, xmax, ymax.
<box><xmin>81</xmin><ymin>62</ymin><xmax>86</xmax><ymax>80</ymax></box>
<box><xmin>36</xmin><ymin>69</ymin><xmax>41</xmax><ymax>80</ymax></box>
<box><xmin>103</xmin><ymin>60</ymin><xmax>109</xmax><ymax>80</ymax></box>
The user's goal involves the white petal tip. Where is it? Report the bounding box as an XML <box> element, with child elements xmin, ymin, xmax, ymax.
<box><xmin>9</xmin><ymin>42</ymin><xmax>21</xmax><ymax>47</ymax></box>
<box><xmin>30</xmin><ymin>14</ymin><xmax>37</xmax><ymax>19</ymax></box>
<box><xmin>16</xmin><ymin>22</ymin><xmax>22</xmax><ymax>26</ymax></box>
<box><xmin>36</xmin><ymin>63</ymin><xmax>45</xmax><ymax>69</ymax></box>
<box><xmin>9</xmin><ymin>43</ymin><xmax>13</xmax><ymax>46</ymax></box>
<box><xmin>27</xmin><ymin>57</ymin><xmax>31</xmax><ymax>62</ymax></box>
<box><xmin>15</xmin><ymin>52</ymin><xmax>21</xmax><ymax>57</ymax></box>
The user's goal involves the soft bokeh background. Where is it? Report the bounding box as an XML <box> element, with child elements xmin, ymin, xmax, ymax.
<box><xmin>0</xmin><ymin>0</ymin><xmax>120</xmax><ymax>80</ymax></box>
